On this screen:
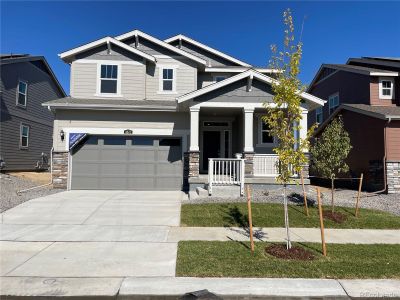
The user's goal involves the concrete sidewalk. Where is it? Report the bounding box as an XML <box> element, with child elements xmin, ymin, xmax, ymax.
<box><xmin>168</xmin><ymin>227</ymin><xmax>400</xmax><ymax>244</ymax></box>
<box><xmin>1</xmin><ymin>277</ymin><xmax>399</xmax><ymax>299</ymax></box>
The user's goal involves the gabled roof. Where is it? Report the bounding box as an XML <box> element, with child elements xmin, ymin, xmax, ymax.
<box><xmin>307</xmin><ymin>63</ymin><xmax>399</xmax><ymax>92</ymax></box>
<box><xmin>164</xmin><ymin>34</ymin><xmax>252</xmax><ymax>67</ymax></box>
<box><xmin>115</xmin><ymin>30</ymin><xmax>207</xmax><ymax>66</ymax></box>
<box><xmin>176</xmin><ymin>69</ymin><xmax>325</xmax><ymax>108</ymax></box>
<box><xmin>1</xmin><ymin>55</ymin><xmax>66</xmax><ymax>97</ymax></box>
<box><xmin>59</xmin><ymin>36</ymin><xmax>156</xmax><ymax>63</ymax></box>
<box><xmin>314</xmin><ymin>104</ymin><xmax>400</xmax><ymax>136</ymax></box>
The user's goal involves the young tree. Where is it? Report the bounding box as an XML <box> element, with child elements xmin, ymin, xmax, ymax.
<box><xmin>310</xmin><ymin>116</ymin><xmax>352</xmax><ymax>212</ymax></box>
<box><xmin>262</xmin><ymin>9</ymin><xmax>315</xmax><ymax>249</ymax></box>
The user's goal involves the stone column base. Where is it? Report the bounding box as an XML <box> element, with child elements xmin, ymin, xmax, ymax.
<box><xmin>242</xmin><ymin>152</ymin><xmax>255</xmax><ymax>176</ymax></box>
<box><xmin>52</xmin><ymin>152</ymin><xmax>68</xmax><ymax>189</ymax></box>
<box><xmin>184</xmin><ymin>151</ymin><xmax>200</xmax><ymax>190</ymax></box>
<box><xmin>387</xmin><ymin>161</ymin><xmax>400</xmax><ymax>194</ymax></box>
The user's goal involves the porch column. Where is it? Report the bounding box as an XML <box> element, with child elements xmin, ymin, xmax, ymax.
<box><xmin>189</xmin><ymin>107</ymin><xmax>200</xmax><ymax>151</ymax></box>
<box><xmin>243</xmin><ymin>108</ymin><xmax>255</xmax><ymax>176</ymax></box>
<box><xmin>243</xmin><ymin>108</ymin><xmax>254</xmax><ymax>152</ymax></box>
<box><xmin>300</xmin><ymin>108</ymin><xmax>310</xmax><ymax>178</ymax></box>
<box><xmin>299</xmin><ymin>108</ymin><xmax>308</xmax><ymax>151</ymax></box>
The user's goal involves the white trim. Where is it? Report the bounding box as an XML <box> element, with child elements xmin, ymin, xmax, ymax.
<box><xmin>158</xmin><ymin>65</ymin><xmax>178</xmax><ymax>94</ymax></box>
<box><xmin>59</xmin><ymin>36</ymin><xmax>156</xmax><ymax>62</ymax></box>
<box><xmin>371</xmin><ymin>72</ymin><xmax>399</xmax><ymax>76</ymax></box>
<box><xmin>328</xmin><ymin>92</ymin><xmax>340</xmax><ymax>114</ymax></box>
<box><xmin>16</xmin><ymin>80</ymin><xmax>28</xmax><ymax>107</ymax></box>
<box><xmin>74</xmin><ymin>59</ymin><xmax>143</xmax><ymax>66</ymax></box>
<box><xmin>95</xmin><ymin>63</ymin><xmax>123</xmax><ymax>97</ymax></box>
<box><xmin>164</xmin><ymin>34</ymin><xmax>251</xmax><ymax>67</ymax></box>
<box><xmin>379</xmin><ymin>77</ymin><xmax>395</xmax><ymax>100</ymax></box>
<box><xmin>19</xmin><ymin>123</ymin><xmax>29</xmax><ymax>149</ymax></box>
<box><xmin>205</xmin><ymin>67</ymin><xmax>280</xmax><ymax>74</ymax></box>
<box><xmin>177</xmin><ymin>69</ymin><xmax>326</xmax><ymax>107</ymax></box>
<box><xmin>115</xmin><ymin>30</ymin><xmax>207</xmax><ymax>65</ymax></box>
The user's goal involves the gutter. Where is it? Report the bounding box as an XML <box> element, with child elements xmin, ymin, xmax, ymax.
<box><xmin>42</xmin><ymin>103</ymin><xmax>177</xmax><ymax>112</ymax></box>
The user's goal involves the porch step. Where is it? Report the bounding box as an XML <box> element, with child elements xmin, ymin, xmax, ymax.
<box><xmin>210</xmin><ymin>185</ymin><xmax>241</xmax><ymax>198</ymax></box>
<box><xmin>196</xmin><ymin>186</ymin><xmax>209</xmax><ymax>198</ymax></box>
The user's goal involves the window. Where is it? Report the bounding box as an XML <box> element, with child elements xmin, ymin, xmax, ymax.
<box><xmin>132</xmin><ymin>137</ymin><xmax>154</xmax><ymax>146</ymax></box>
<box><xmin>16</xmin><ymin>81</ymin><xmax>27</xmax><ymax>107</ymax></box>
<box><xmin>379</xmin><ymin>78</ymin><xmax>394</xmax><ymax>99</ymax></box>
<box><xmin>103</xmin><ymin>136</ymin><xmax>128</xmax><ymax>146</ymax></box>
<box><xmin>260</xmin><ymin>120</ymin><xmax>274</xmax><ymax>144</ymax></box>
<box><xmin>315</xmin><ymin>107</ymin><xmax>323</xmax><ymax>124</ymax></box>
<box><xmin>328</xmin><ymin>93</ymin><xmax>339</xmax><ymax>114</ymax></box>
<box><xmin>214</xmin><ymin>76</ymin><xmax>226</xmax><ymax>82</ymax></box>
<box><xmin>100</xmin><ymin>65</ymin><xmax>118</xmax><ymax>94</ymax></box>
<box><xmin>20</xmin><ymin>124</ymin><xmax>29</xmax><ymax>148</ymax></box>
<box><xmin>161</xmin><ymin>68</ymin><xmax>175</xmax><ymax>91</ymax></box>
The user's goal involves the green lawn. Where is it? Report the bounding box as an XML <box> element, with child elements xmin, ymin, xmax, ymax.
<box><xmin>181</xmin><ymin>203</ymin><xmax>400</xmax><ymax>229</ymax></box>
<box><xmin>177</xmin><ymin>241</ymin><xmax>400</xmax><ymax>278</ymax></box>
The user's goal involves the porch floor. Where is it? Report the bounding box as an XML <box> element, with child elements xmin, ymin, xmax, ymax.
<box><xmin>189</xmin><ymin>175</ymin><xmax>309</xmax><ymax>185</ymax></box>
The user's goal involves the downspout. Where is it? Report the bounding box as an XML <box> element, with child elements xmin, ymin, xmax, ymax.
<box><xmin>370</xmin><ymin>117</ymin><xmax>391</xmax><ymax>194</ymax></box>
<box><xmin>16</xmin><ymin>147</ymin><xmax>54</xmax><ymax>194</ymax></box>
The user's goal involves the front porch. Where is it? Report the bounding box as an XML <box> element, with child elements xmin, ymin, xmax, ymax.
<box><xmin>184</xmin><ymin>105</ymin><xmax>309</xmax><ymax>196</ymax></box>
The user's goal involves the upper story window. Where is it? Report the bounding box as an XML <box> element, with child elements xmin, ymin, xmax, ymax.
<box><xmin>159</xmin><ymin>66</ymin><xmax>177</xmax><ymax>93</ymax></box>
<box><xmin>315</xmin><ymin>107</ymin><xmax>323</xmax><ymax>124</ymax></box>
<box><xmin>16</xmin><ymin>81</ymin><xmax>28</xmax><ymax>107</ymax></box>
<box><xmin>260</xmin><ymin>119</ymin><xmax>275</xmax><ymax>145</ymax></box>
<box><xmin>214</xmin><ymin>76</ymin><xmax>226</xmax><ymax>82</ymax></box>
<box><xmin>20</xmin><ymin>124</ymin><xmax>29</xmax><ymax>148</ymax></box>
<box><xmin>379</xmin><ymin>77</ymin><xmax>394</xmax><ymax>99</ymax></box>
<box><xmin>328</xmin><ymin>93</ymin><xmax>339</xmax><ymax>114</ymax></box>
<box><xmin>100</xmin><ymin>65</ymin><xmax>118</xmax><ymax>94</ymax></box>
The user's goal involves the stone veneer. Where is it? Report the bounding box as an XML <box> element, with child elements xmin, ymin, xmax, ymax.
<box><xmin>387</xmin><ymin>161</ymin><xmax>400</xmax><ymax>194</ymax></box>
<box><xmin>52</xmin><ymin>152</ymin><xmax>68</xmax><ymax>189</ymax></box>
<box><xmin>184</xmin><ymin>151</ymin><xmax>199</xmax><ymax>189</ymax></box>
<box><xmin>242</xmin><ymin>152</ymin><xmax>255</xmax><ymax>176</ymax></box>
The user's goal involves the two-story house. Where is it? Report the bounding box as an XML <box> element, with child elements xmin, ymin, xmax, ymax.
<box><xmin>43</xmin><ymin>30</ymin><xmax>325</xmax><ymax>194</ymax></box>
<box><xmin>0</xmin><ymin>54</ymin><xmax>66</xmax><ymax>171</ymax></box>
<box><xmin>308</xmin><ymin>57</ymin><xmax>400</xmax><ymax>194</ymax></box>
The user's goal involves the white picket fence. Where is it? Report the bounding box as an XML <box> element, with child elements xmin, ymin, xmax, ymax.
<box><xmin>208</xmin><ymin>158</ymin><xmax>245</xmax><ymax>196</ymax></box>
<box><xmin>253</xmin><ymin>154</ymin><xmax>280</xmax><ymax>177</ymax></box>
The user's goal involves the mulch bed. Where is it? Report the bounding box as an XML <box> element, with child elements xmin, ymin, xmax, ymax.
<box><xmin>265</xmin><ymin>244</ymin><xmax>316</xmax><ymax>260</ymax></box>
<box><xmin>323</xmin><ymin>211</ymin><xmax>348</xmax><ymax>224</ymax></box>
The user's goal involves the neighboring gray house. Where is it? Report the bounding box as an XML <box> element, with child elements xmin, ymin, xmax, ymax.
<box><xmin>0</xmin><ymin>54</ymin><xmax>66</xmax><ymax>171</ymax></box>
<box><xmin>44</xmin><ymin>30</ymin><xmax>325</xmax><ymax>195</ymax></box>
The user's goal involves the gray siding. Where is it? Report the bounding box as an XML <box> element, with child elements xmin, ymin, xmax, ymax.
<box><xmin>197</xmin><ymin>72</ymin><xmax>232</xmax><ymax>89</ymax></box>
<box><xmin>170</xmin><ymin>40</ymin><xmax>238</xmax><ymax>67</ymax></box>
<box><xmin>194</xmin><ymin>79</ymin><xmax>274</xmax><ymax>103</ymax></box>
<box><xmin>75</xmin><ymin>44</ymin><xmax>145</xmax><ymax>62</ymax></box>
<box><xmin>0</xmin><ymin>61</ymin><xmax>63</xmax><ymax>170</ymax></box>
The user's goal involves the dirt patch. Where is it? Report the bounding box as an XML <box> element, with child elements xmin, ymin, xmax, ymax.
<box><xmin>7</xmin><ymin>172</ymin><xmax>51</xmax><ymax>185</ymax></box>
<box><xmin>323</xmin><ymin>211</ymin><xmax>348</xmax><ymax>224</ymax></box>
<box><xmin>265</xmin><ymin>244</ymin><xmax>316</xmax><ymax>260</ymax></box>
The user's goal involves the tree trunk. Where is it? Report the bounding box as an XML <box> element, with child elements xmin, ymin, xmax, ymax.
<box><xmin>283</xmin><ymin>183</ymin><xmax>292</xmax><ymax>249</ymax></box>
<box><xmin>331</xmin><ymin>177</ymin><xmax>335</xmax><ymax>213</ymax></box>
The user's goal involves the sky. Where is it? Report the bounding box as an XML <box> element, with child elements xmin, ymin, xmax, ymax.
<box><xmin>1</xmin><ymin>1</ymin><xmax>400</xmax><ymax>94</ymax></box>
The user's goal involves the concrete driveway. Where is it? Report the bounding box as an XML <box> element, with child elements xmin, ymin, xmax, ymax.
<box><xmin>0</xmin><ymin>190</ymin><xmax>184</xmax><ymax>278</ymax></box>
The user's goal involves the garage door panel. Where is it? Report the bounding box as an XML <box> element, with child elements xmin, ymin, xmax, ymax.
<box><xmin>71</xmin><ymin>135</ymin><xmax>182</xmax><ymax>190</ymax></box>
<box><xmin>129</xmin><ymin>177</ymin><xmax>156</xmax><ymax>190</ymax></box>
<box><xmin>128</xmin><ymin>163</ymin><xmax>155</xmax><ymax>175</ymax></box>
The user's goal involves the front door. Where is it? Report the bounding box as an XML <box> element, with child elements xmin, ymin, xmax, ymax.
<box><xmin>202</xmin><ymin>131</ymin><xmax>221</xmax><ymax>171</ymax></box>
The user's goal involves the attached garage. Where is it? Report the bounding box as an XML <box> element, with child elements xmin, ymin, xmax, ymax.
<box><xmin>70</xmin><ymin>135</ymin><xmax>183</xmax><ymax>190</ymax></box>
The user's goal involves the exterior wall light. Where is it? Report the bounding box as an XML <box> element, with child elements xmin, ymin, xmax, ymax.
<box><xmin>60</xmin><ymin>130</ymin><xmax>65</xmax><ymax>141</ymax></box>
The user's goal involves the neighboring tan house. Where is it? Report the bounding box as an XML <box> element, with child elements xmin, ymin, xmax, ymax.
<box><xmin>308</xmin><ymin>57</ymin><xmax>400</xmax><ymax>194</ymax></box>
<box><xmin>43</xmin><ymin>30</ymin><xmax>325</xmax><ymax>195</ymax></box>
<box><xmin>0</xmin><ymin>54</ymin><xmax>66</xmax><ymax>171</ymax></box>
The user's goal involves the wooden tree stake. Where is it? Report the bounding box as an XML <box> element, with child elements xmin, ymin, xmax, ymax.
<box><xmin>246</xmin><ymin>184</ymin><xmax>255</xmax><ymax>254</ymax></box>
<box><xmin>300</xmin><ymin>170</ymin><xmax>309</xmax><ymax>217</ymax></box>
<box><xmin>317</xmin><ymin>187</ymin><xmax>327</xmax><ymax>256</ymax></box>
<box><xmin>355</xmin><ymin>173</ymin><xmax>364</xmax><ymax>218</ymax></box>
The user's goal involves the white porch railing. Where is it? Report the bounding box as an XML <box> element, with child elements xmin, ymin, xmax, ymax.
<box><xmin>253</xmin><ymin>154</ymin><xmax>280</xmax><ymax>177</ymax></box>
<box><xmin>208</xmin><ymin>158</ymin><xmax>245</xmax><ymax>196</ymax></box>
